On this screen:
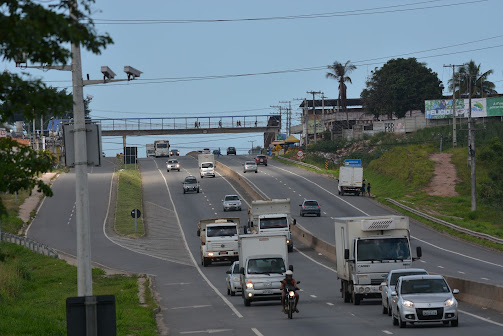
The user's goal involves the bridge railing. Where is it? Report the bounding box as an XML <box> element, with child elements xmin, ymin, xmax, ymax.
<box><xmin>91</xmin><ymin>115</ymin><xmax>276</xmax><ymax>132</ymax></box>
<box><xmin>1</xmin><ymin>232</ymin><xmax>59</xmax><ymax>258</ymax></box>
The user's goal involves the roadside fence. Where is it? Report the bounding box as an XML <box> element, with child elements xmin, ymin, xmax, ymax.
<box><xmin>0</xmin><ymin>232</ymin><xmax>59</xmax><ymax>258</ymax></box>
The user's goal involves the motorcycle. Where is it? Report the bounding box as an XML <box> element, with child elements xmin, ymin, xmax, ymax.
<box><xmin>284</xmin><ymin>281</ymin><xmax>300</xmax><ymax>319</ymax></box>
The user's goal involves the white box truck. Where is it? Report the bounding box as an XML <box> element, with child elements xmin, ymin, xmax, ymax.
<box><xmin>338</xmin><ymin>166</ymin><xmax>363</xmax><ymax>196</ymax></box>
<box><xmin>335</xmin><ymin>215</ymin><xmax>422</xmax><ymax>305</ymax></box>
<box><xmin>239</xmin><ymin>233</ymin><xmax>291</xmax><ymax>306</ymax></box>
<box><xmin>197</xmin><ymin>218</ymin><xmax>240</xmax><ymax>267</ymax></box>
<box><xmin>247</xmin><ymin>199</ymin><xmax>296</xmax><ymax>252</ymax></box>
<box><xmin>146</xmin><ymin>144</ymin><xmax>155</xmax><ymax>158</ymax></box>
<box><xmin>198</xmin><ymin>153</ymin><xmax>215</xmax><ymax>178</ymax></box>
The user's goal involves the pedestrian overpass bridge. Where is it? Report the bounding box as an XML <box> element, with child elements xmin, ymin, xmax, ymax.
<box><xmin>92</xmin><ymin>114</ymin><xmax>280</xmax><ymax>137</ymax></box>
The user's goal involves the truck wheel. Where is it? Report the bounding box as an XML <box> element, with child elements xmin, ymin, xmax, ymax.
<box><xmin>202</xmin><ymin>258</ymin><xmax>211</xmax><ymax>267</ymax></box>
<box><xmin>356</xmin><ymin>192</ymin><xmax>360</xmax><ymax>196</ymax></box>
<box><xmin>288</xmin><ymin>245</ymin><xmax>293</xmax><ymax>253</ymax></box>
<box><xmin>244</xmin><ymin>298</ymin><xmax>251</xmax><ymax>306</ymax></box>
<box><xmin>317</xmin><ymin>213</ymin><xmax>321</xmax><ymax>217</ymax></box>
<box><xmin>201</xmin><ymin>176</ymin><xmax>204</xmax><ymax>178</ymax></box>
<box><xmin>352</xmin><ymin>291</ymin><xmax>361</xmax><ymax>305</ymax></box>
<box><xmin>230</xmin><ymin>290</ymin><xmax>236</xmax><ymax>296</ymax></box>
<box><xmin>255</xmin><ymin>170</ymin><xmax>257</xmax><ymax>173</ymax></box>
<box><xmin>342</xmin><ymin>281</ymin><xmax>351</xmax><ymax>303</ymax></box>
<box><xmin>197</xmin><ymin>188</ymin><xmax>200</xmax><ymax>193</ymax></box>
<box><xmin>183</xmin><ymin>190</ymin><xmax>186</xmax><ymax>194</ymax></box>
<box><xmin>265</xmin><ymin>164</ymin><xmax>268</xmax><ymax>166</ymax></box>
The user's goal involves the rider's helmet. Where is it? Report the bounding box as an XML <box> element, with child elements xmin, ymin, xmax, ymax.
<box><xmin>285</xmin><ymin>270</ymin><xmax>293</xmax><ymax>276</ymax></box>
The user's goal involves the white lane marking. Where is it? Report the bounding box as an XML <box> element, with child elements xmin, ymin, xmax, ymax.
<box><xmin>411</xmin><ymin>236</ymin><xmax>503</xmax><ymax>269</ymax></box>
<box><xmin>323</xmin><ymin>212</ymin><xmax>327</xmax><ymax>215</ymax></box>
<box><xmin>171</xmin><ymin>305</ymin><xmax>211</xmax><ymax>310</ymax></box>
<box><xmin>459</xmin><ymin>309</ymin><xmax>503</xmax><ymax>327</ymax></box>
<box><xmin>157</xmin><ymin>167</ymin><xmax>244</xmax><ymax>318</ymax></box>
<box><xmin>419</xmin><ymin>260</ymin><xmax>426</xmax><ymax>263</ymax></box>
<box><xmin>294</xmin><ymin>247</ymin><xmax>336</xmax><ymax>273</ymax></box>
<box><xmin>251</xmin><ymin>328</ymin><xmax>264</xmax><ymax>336</ymax></box>
<box><xmin>271</xmin><ymin>165</ymin><xmax>370</xmax><ymax>216</ymax></box>
<box><xmin>326</xmin><ymin>302</ymin><xmax>334</xmax><ymax>306</ymax></box>
<box><xmin>437</xmin><ymin>266</ymin><xmax>444</xmax><ymax>269</ymax></box>
<box><xmin>180</xmin><ymin>329</ymin><xmax>232</xmax><ymax>335</ymax></box>
<box><xmin>299</xmin><ymin>194</ymin><xmax>302</xmax><ymax>196</ymax></box>
<box><xmin>310</xmin><ymin>294</ymin><xmax>317</xmax><ymax>298</ymax></box>
<box><xmin>165</xmin><ymin>282</ymin><xmax>191</xmax><ymax>285</ymax></box>
<box><xmin>458</xmin><ymin>271</ymin><xmax>466</xmax><ymax>274</ymax></box>
<box><xmin>382</xmin><ymin>331</ymin><xmax>393</xmax><ymax>335</ymax></box>
<box><xmin>481</xmin><ymin>277</ymin><xmax>489</xmax><ymax>280</ymax></box>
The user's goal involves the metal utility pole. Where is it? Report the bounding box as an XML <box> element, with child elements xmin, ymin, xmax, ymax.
<box><xmin>467</xmin><ymin>76</ymin><xmax>477</xmax><ymax>211</ymax></box>
<box><xmin>307</xmin><ymin>91</ymin><xmax>321</xmax><ymax>143</ymax></box>
<box><xmin>444</xmin><ymin>64</ymin><xmax>463</xmax><ymax>147</ymax></box>
<box><xmin>249</xmin><ymin>140</ymin><xmax>255</xmax><ymax>154</ymax></box>
<box><xmin>279</xmin><ymin>101</ymin><xmax>291</xmax><ymax>136</ymax></box>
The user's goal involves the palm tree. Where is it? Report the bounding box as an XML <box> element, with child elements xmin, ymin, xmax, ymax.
<box><xmin>326</xmin><ymin>60</ymin><xmax>356</xmax><ymax>128</ymax></box>
<box><xmin>448</xmin><ymin>60</ymin><xmax>497</xmax><ymax>98</ymax></box>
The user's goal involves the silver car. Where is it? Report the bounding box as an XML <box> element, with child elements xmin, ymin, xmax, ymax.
<box><xmin>391</xmin><ymin>274</ymin><xmax>459</xmax><ymax>328</ymax></box>
<box><xmin>226</xmin><ymin>261</ymin><xmax>241</xmax><ymax>296</ymax></box>
<box><xmin>381</xmin><ymin>268</ymin><xmax>428</xmax><ymax>316</ymax></box>
<box><xmin>223</xmin><ymin>195</ymin><xmax>242</xmax><ymax>212</ymax></box>
<box><xmin>243</xmin><ymin>161</ymin><xmax>258</xmax><ymax>173</ymax></box>
<box><xmin>166</xmin><ymin>159</ymin><xmax>180</xmax><ymax>172</ymax></box>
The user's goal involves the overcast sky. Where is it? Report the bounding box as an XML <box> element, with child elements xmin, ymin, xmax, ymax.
<box><xmin>5</xmin><ymin>0</ymin><xmax>503</xmax><ymax>155</ymax></box>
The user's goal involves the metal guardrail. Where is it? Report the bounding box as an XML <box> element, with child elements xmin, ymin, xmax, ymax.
<box><xmin>386</xmin><ymin>198</ymin><xmax>503</xmax><ymax>245</ymax></box>
<box><xmin>0</xmin><ymin>232</ymin><xmax>59</xmax><ymax>258</ymax></box>
<box><xmin>275</xmin><ymin>156</ymin><xmax>323</xmax><ymax>171</ymax></box>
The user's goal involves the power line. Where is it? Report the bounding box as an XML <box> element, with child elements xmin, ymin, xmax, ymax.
<box><xmin>91</xmin><ymin>0</ymin><xmax>485</xmax><ymax>25</ymax></box>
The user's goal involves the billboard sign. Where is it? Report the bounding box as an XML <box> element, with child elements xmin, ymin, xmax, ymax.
<box><xmin>425</xmin><ymin>97</ymin><xmax>503</xmax><ymax>119</ymax></box>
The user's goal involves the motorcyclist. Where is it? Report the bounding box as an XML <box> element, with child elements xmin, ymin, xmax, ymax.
<box><xmin>280</xmin><ymin>270</ymin><xmax>299</xmax><ymax>313</ymax></box>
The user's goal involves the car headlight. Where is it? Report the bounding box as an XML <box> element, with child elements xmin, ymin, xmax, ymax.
<box><xmin>176</xmin><ymin>164</ymin><xmax>180</xmax><ymax>167</ymax></box>
<box><xmin>289</xmin><ymin>291</ymin><xmax>295</xmax><ymax>297</ymax></box>
<box><xmin>286</xmin><ymin>239</ymin><xmax>290</xmax><ymax>244</ymax></box>
<box><xmin>444</xmin><ymin>298</ymin><xmax>455</xmax><ymax>307</ymax></box>
<box><xmin>403</xmin><ymin>300</ymin><xmax>415</xmax><ymax>308</ymax></box>
<box><xmin>246</xmin><ymin>281</ymin><xmax>254</xmax><ymax>289</ymax></box>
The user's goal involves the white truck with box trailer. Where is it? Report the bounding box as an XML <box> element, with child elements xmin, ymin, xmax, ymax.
<box><xmin>198</xmin><ymin>153</ymin><xmax>215</xmax><ymax>178</ymax></box>
<box><xmin>338</xmin><ymin>166</ymin><xmax>363</xmax><ymax>196</ymax></box>
<box><xmin>247</xmin><ymin>199</ymin><xmax>296</xmax><ymax>252</ymax></box>
<box><xmin>146</xmin><ymin>144</ymin><xmax>155</xmax><ymax>158</ymax></box>
<box><xmin>197</xmin><ymin>218</ymin><xmax>240</xmax><ymax>267</ymax></box>
<box><xmin>239</xmin><ymin>233</ymin><xmax>291</xmax><ymax>306</ymax></box>
<box><xmin>335</xmin><ymin>215</ymin><xmax>422</xmax><ymax>305</ymax></box>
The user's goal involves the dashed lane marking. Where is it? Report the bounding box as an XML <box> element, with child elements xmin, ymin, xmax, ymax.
<box><xmin>437</xmin><ymin>266</ymin><xmax>444</xmax><ymax>269</ymax></box>
<box><xmin>481</xmin><ymin>277</ymin><xmax>490</xmax><ymax>280</ymax></box>
<box><xmin>382</xmin><ymin>331</ymin><xmax>393</xmax><ymax>335</ymax></box>
<box><xmin>172</xmin><ymin>305</ymin><xmax>211</xmax><ymax>310</ymax></box>
<box><xmin>458</xmin><ymin>271</ymin><xmax>465</xmax><ymax>274</ymax></box>
<box><xmin>326</xmin><ymin>302</ymin><xmax>334</xmax><ymax>306</ymax></box>
<box><xmin>310</xmin><ymin>295</ymin><xmax>317</xmax><ymax>298</ymax></box>
<box><xmin>251</xmin><ymin>328</ymin><xmax>264</xmax><ymax>336</ymax></box>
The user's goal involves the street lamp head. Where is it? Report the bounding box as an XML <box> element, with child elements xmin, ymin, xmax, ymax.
<box><xmin>124</xmin><ymin>66</ymin><xmax>142</xmax><ymax>80</ymax></box>
<box><xmin>101</xmin><ymin>66</ymin><xmax>116</xmax><ymax>80</ymax></box>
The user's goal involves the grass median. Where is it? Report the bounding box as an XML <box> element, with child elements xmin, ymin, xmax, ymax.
<box><xmin>0</xmin><ymin>242</ymin><xmax>158</xmax><ymax>335</ymax></box>
<box><xmin>115</xmin><ymin>164</ymin><xmax>144</xmax><ymax>237</ymax></box>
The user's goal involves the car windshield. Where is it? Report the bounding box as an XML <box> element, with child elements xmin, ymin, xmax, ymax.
<box><xmin>232</xmin><ymin>263</ymin><xmax>240</xmax><ymax>273</ymax></box>
<box><xmin>228</xmin><ymin>147</ymin><xmax>235</xmax><ymax>150</ymax></box>
<box><xmin>356</xmin><ymin>237</ymin><xmax>411</xmax><ymax>262</ymax></box>
<box><xmin>201</xmin><ymin>163</ymin><xmax>214</xmax><ymax>168</ymax></box>
<box><xmin>247</xmin><ymin>257</ymin><xmax>285</xmax><ymax>274</ymax></box>
<box><xmin>168</xmin><ymin>160</ymin><xmax>178</xmax><ymax>164</ymax></box>
<box><xmin>390</xmin><ymin>271</ymin><xmax>428</xmax><ymax>286</ymax></box>
<box><xmin>401</xmin><ymin>278</ymin><xmax>450</xmax><ymax>294</ymax></box>
<box><xmin>207</xmin><ymin>226</ymin><xmax>237</xmax><ymax>237</ymax></box>
<box><xmin>260</xmin><ymin>217</ymin><xmax>287</xmax><ymax>229</ymax></box>
<box><xmin>304</xmin><ymin>201</ymin><xmax>318</xmax><ymax>206</ymax></box>
<box><xmin>185</xmin><ymin>178</ymin><xmax>197</xmax><ymax>184</ymax></box>
<box><xmin>225</xmin><ymin>196</ymin><xmax>239</xmax><ymax>201</ymax></box>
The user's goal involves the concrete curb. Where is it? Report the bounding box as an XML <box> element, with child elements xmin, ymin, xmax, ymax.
<box><xmin>275</xmin><ymin>156</ymin><xmax>323</xmax><ymax>171</ymax></box>
<box><xmin>216</xmin><ymin>160</ymin><xmax>503</xmax><ymax>313</ymax></box>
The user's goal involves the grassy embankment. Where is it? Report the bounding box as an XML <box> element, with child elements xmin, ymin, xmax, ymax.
<box><xmin>276</xmin><ymin>122</ymin><xmax>503</xmax><ymax>251</ymax></box>
<box><xmin>114</xmin><ymin>162</ymin><xmax>145</xmax><ymax>237</ymax></box>
<box><xmin>0</xmin><ymin>189</ymin><xmax>30</xmax><ymax>234</ymax></box>
<box><xmin>0</xmin><ymin>243</ymin><xmax>158</xmax><ymax>335</ymax></box>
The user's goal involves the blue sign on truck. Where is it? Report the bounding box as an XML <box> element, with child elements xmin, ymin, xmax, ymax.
<box><xmin>344</xmin><ymin>159</ymin><xmax>362</xmax><ymax>167</ymax></box>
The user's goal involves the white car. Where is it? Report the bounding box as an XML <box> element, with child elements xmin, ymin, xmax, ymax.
<box><xmin>381</xmin><ymin>268</ymin><xmax>428</xmax><ymax>316</ymax></box>
<box><xmin>166</xmin><ymin>159</ymin><xmax>180</xmax><ymax>172</ymax></box>
<box><xmin>391</xmin><ymin>274</ymin><xmax>459</xmax><ymax>328</ymax></box>
<box><xmin>243</xmin><ymin>161</ymin><xmax>258</xmax><ymax>173</ymax></box>
<box><xmin>223</xmin><ymin>195</ymin><xmax>242</xmax><ymax>212</ymax></box>
<box><xmin>226</xmin><ymin>261</ymin><xmax>241</xmax><ymax>296</ymax></box>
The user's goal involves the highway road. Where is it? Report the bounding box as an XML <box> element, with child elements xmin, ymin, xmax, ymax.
<box><xmin>26</xmin><ymin>155</ymin><xmax>503</xmax><ymax>335</ymax></box>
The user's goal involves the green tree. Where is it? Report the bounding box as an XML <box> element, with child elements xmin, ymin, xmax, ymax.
<box><xmin>478</xmin><ymin>137</ymin><xmax>503</xmax><ymax>209</ymax></box>
<box><xmin>0</xmin><ymin>0</ymin><xmax>113</xmax><ymax>216</ymax></box>
<box><xmin>326</xmin><ymin>60</ymin><xmax>356</xmax><ymax>127</ymax></box>
<box><xmin>448</xmin><ymin>60</ymin><xmax>497</xmax><ymax>98</ymax></box>
<box><xmin>361</xmin><ymin>58</ymin><xmax>442</xmax><ymax>119</ymax></box>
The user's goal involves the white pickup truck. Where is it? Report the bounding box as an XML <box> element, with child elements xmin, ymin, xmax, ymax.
<box><xmin>197</xmin><ymin>218</ymin><xmax>240</xmax><ymax>267</ymax></box>
<box><xmin>247</xmin><ymin>199</ymin><xmax>295</xmax><ymax>252</ymax></box>
<box><xmin>198</xmin><ymin>153</ymin><xmax>215</xmax><ymax>178</ymax></box>
<box><xmin>239</xmin><ymin>233</ymin><xmax>291</xmax><ymax>306</ymax></box>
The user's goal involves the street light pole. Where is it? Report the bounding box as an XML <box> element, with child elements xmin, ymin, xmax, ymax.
<box><xmin>249</xmin><ymin>140</ymin><xmax>255</xmax><ymax>154</ymax></box>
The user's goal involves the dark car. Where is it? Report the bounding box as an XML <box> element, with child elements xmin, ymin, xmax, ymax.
<box><xmin>227</xmin><ymin>147</ymin><xmax>236</xmax><ymax>155</ymax></box>
<box><xmin>170</xmin><ymin>149</ymin><xmax>180</xmax><ymax>156</ymax></box>
<box><xmin>213</xmin><ymin>149</ymin><xmax>221</xmax><ymax>155</ymax></box>
<box><xmin>183</xmin><ymin>176</ymin><xmax>200</xmax><ymax>194</ymax></box>
<box><xmin>255</xmin><ymin>155</ymin><xmax>268</xmax><ymax>166</ymax></box>
<box><xmin>299</xmin><ymin>200</ymin><xmax>321</xmax><ymax>217</ymax></box>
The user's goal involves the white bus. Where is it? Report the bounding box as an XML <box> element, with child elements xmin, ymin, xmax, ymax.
<box><xmin>154</xmin><ymin>140</ymin><xmax>170</xmax><ymax>157</ymax></box>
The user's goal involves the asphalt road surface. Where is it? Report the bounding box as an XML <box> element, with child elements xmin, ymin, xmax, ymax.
<box><xmin>26</xmin><ymin>155</ymin><xmax>503</xmax><ymax>335</ymax></box>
